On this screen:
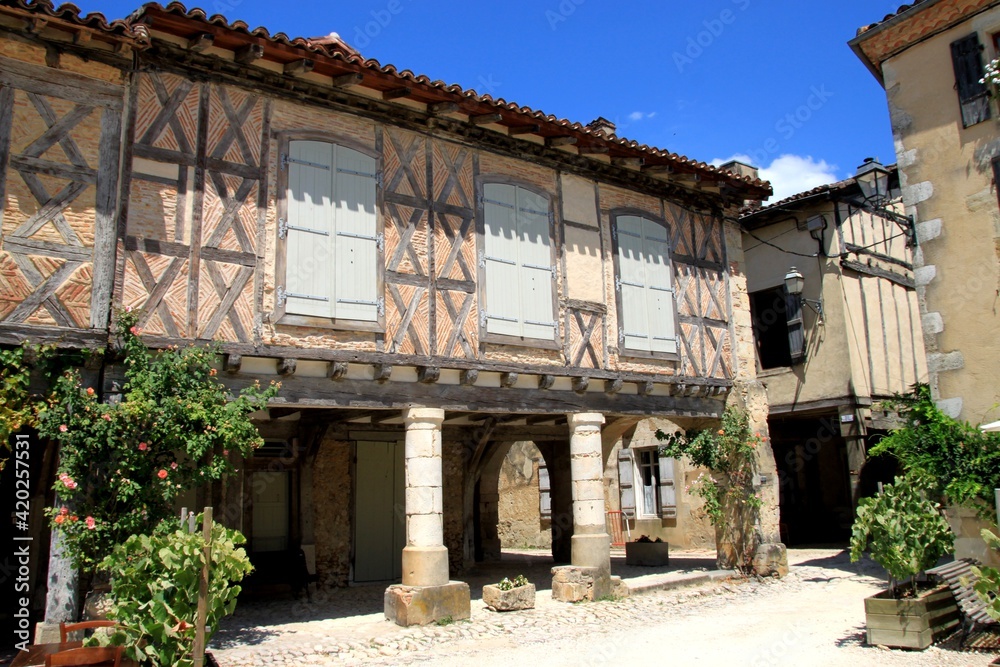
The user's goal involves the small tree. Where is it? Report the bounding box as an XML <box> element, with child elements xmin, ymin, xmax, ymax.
<box><xmin>849</xmin><ymin>476</ymin><xmax>954</xmax><ymax>597</ymax></box>
<box><xmin>37</xmin><ymin>310</ymin><xmax>278</xmax><ymax>570</ymax></box>
<box><xmin>657</xmin><ymin>407</ymin><xmax>764</xmax><ymax>573</ymax></box>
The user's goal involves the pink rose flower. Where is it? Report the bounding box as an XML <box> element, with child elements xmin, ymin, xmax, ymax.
<box><xmin>59</xmin><ymin>425</ymin><xmax>67</xmax><ymax>433</ymax></box>
<box><xmin>138</xmin><ymin>442</ymin><xmax>148</xmax><ymax>451</ymax></box>
<box><xmin>157</xmin><ymin>470</ymin><xmax>168</xmax><ymax>479</ymax></box>
<box><xmin>170</xmin><ymin>462</ymin><xmax>178</xmax><ymax>470</ymax></box>
<box><xmin>85</xmin><ymin>516</ymin><xmax>96</xmax><ymax>530</ymax></box>
<box><xmin>54</xmin><ymin>515</ymin><xmax>65</xmax><ymax>524</ymax></box>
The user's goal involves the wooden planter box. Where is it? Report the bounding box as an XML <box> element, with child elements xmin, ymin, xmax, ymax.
<box><xmin>483</xmin><ymin>583</ymin><xmax>536</xmax><ymax>611</ymax></box>
<box><xmin>864</xmin><ymin>584</ymin><xmax>960</xmax><ymax>649</ymax></box>
<box><xmin>625</xmin><ymin>541</ymin><xmax>670</xmax><ymax>567</ymax></box>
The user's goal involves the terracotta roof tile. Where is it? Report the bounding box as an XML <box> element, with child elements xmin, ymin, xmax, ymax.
<box><xmin>0</xmin><ymin>0</ymin><xmax>148</xmax><ymax>42</ymax></box>
<box><xmin>855</xmin><ymin>0</ymin><xmax>933</xmax><ymax>36</ymax></box>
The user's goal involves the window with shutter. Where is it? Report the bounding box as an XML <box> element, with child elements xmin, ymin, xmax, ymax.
<box><xmin>749</xmin><ymin>286</ymin><xmax>800</xmax><ymax>369</ymax></box>
<box><xmin>482</xmin><ymin>183</ymin><xmax>556</xmax><ymax>341</ymax></box>
<box><xmin>951</xmin><ymin>33</ymin><xmax>991</xmax><ymax>128</ymax></box>
<box><xmin>283</xmin><ymin>140</ymin><xmax>378</xmax><ymax>323</ymax></box>
<box><xmin>614</xmin><ymin>214</ymin><xmax>677</xmax><ymax>355</ymax></box>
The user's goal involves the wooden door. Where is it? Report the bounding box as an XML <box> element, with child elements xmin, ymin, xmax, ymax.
<box><xmin>354</xmin><ymin>441</ymin><xmax>405</xmax><ymax>582</ymax></box>
<box><xmin>251</xmin><ymin>471</ymin><xmax>290</xmax><ymax>553</ymax></box>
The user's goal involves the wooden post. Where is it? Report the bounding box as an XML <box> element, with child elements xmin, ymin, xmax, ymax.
<box><xmin>193</xmin><ymin>507</ymin><xmax>213</xmax><ymax>667</ymax></box>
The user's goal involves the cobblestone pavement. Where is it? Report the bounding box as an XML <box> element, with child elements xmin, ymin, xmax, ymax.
<box><xmin>210</xmin><ymin>549</ymin><xmax>998</xmax><ymax>666</ymax></box>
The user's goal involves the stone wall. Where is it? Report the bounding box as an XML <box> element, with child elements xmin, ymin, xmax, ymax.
<box><xmin>497</xmin><ymin>441</ymin><xmax>551</xmax><ymax>550</ymax></box>
<box><xmin>312</xmin><ymin>435</ymin><xmax>352</xmax><ymax>587</ymax></box>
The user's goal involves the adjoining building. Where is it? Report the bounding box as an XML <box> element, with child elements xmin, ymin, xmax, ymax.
<box><xmin>740</xmin><ymin>161</ymin><xmax>926</xmax><ymax>546</ymax></box>
<box><xmin>0</xmin><ymin>0</ymin><xmax>779</xmax><ymax>635</ymax></box>
<box><xmin>851</xmin><ymin>0</ymin><xmax>1000</xmax><ymax>560</ymax></box>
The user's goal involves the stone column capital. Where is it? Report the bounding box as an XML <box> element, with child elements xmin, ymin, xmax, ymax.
<box><xmin>568</xmin><ymin>412</ymin><xmax>605</xmax><ymax>430</ymax></box>
<box><xmin>403</xmin><ymin>407</ymin><xmax>446</xmax><ymax>429</ymax></box>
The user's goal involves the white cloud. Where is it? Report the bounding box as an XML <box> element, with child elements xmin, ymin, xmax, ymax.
<box><xmin>711</xmin><ymin>153</ymin><xmax>839</xmax><ymax>203</ymax></box>
<box><xmin>628</xmin><ymin>111</ymin><xmax>657</xmax><ymax>122</ymax></box>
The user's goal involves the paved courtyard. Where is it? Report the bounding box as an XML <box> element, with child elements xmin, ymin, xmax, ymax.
<box><xmin>209</xmin><ymin>549</ymin><xmax>999</xmax><ymax>666</ymax></box>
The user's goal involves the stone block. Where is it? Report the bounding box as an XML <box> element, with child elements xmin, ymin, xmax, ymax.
<box><xmin>611</xmin><ymin>576</ymin><xmax>630</xmax><ymax>599</ymax></box>
<box><xmin>552</xmin><ymin>565</ymin><xmax>606</xmax><ymax>602</ymax></box>
<box><xmin>384</xmin><ymin>581</ymin><xmax>471</xmax><ymax>627</ymax></box>
<box><xmin>483</xmin><ymin>583</ymin><xmax>536</xmax><ymax>611</ymax></box>
<box><xmin>752</xmin><ymin>542</ymin><xmax>788</xmax><ymax>578</ymax></box>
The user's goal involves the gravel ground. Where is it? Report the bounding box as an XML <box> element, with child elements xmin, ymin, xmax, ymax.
<box><xmin>208</xmin><ymin>548</ymin><xmax>1000</xmax><ymax>666</ymax></box>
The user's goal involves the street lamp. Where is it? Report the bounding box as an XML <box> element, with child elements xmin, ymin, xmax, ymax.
<box><xmin>854</xmin><ymin>157</ymin><xmax>916</xmax><ymax>247</ymax></box>
<box><xmin>855</xmin><ymin>157</ymin><xmax>891</xmax><ymax>207</ymax></box>
<box><xmin>784</xmin><ymin>266</ymin><xmax>824</xmax><ymax>323</ymax></box>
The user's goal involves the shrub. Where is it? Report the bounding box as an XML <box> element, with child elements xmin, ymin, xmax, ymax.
<box><xmin>496</xmin><ymin>575</ymin><xmax>529</xmax><ymax>590</ymax></box>
<box><xmin>870</xmin><ymin>384</ymin><xmax>1000</xmax><ymax>518</ymax></box>
<box><xmin>93</xmin><ymin>518</ymin><xmax>252</xmax><ymax>666</ymax></box>
<box><xmin>37</xmin><ymin>309</ymin><xmax>278</xmax><ymax>569</ymax></box>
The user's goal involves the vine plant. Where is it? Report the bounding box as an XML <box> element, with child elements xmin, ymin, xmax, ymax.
<box><xmin>657</xmin><ymin>407</ymin><xmax>764</xmax><ymax>573</ymax></box>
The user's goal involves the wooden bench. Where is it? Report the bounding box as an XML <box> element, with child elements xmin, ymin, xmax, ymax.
<box><xmin>926</xmin><ymin>558</ymin><xmax>999</xmax><ymax>647</ymax></box>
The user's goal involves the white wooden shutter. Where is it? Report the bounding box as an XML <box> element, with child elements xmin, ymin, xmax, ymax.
<box><xmin>538</xmin><ymin>462</ymin><xmax>551</xmax><ymax>519</ymax></box>
<box><xmin>285</xmin><ymin>141</ymin><xmax>335</xmax><ymax>317</ymax></box>
<box><xmin>483</xmin><ymin>183</ymin><xmax>522</xmax><ymax>337</ymax></box>
<box><xmin>333</xmin><ymin>146</ymin><xmax>378</xmax><ymax>321</ymax></box>
<box><xmin>617</xmin><ymin>216</ymin><xmax>649</xmax><ymax>351</ymax></box>
<box><xmin>643</xmin><ymin>218</ymin><xmax>677</xmax><ymax>354</ymax></box>
<box><xmin>657</xmin><ymin>455</ymin><xmax>677</xmax><ymax>519</ymax></box>
<box><xmin>617</xmin><ymin>215</ymin><xmax>676</xmax><ymax>353</ymax></box>
<box><xmin>516</xmin><ymin>187</ymin><xmax>555</xmax><ymax>340</ymax></box>
<box><xmin>617</xmin><ymin>448</ymin><xmax>636</xmax><ymax>517</ymax></box>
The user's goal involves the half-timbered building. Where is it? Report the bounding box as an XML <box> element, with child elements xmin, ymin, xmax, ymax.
<box><xmin>0</xmin><ymin>1</ymin><xmax>779</xmax><ymax>629</ymax></box>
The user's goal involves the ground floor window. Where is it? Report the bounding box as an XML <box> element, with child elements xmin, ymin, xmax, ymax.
<box><xmin>617</xmin><ymin>447</ymin><xmax>677</xmax><ymax>519</ymax></box>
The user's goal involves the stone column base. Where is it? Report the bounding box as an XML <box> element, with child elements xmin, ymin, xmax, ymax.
<box><xmin>551</xmin><ymin>565</ymin><xmax>613</xmax><ymax>602</ymax></box>
<box><xmin>401</xmin><ymin>545</ymin><xmax>449</xmax><ymax>587</ymax></box>
<box><xmin>384</xmin><ymin>581</ymin><xmax>471</xmax><ymax>627</ymax></box>
<box><xmin>34</xmin><ymin>622</ymin><xmax>61</xmax><ymax>645</ymax></box>
<box><xmin>752</xmin><ymin>542</ymin><xmax>788</xmax><ymax>578</ymax></box>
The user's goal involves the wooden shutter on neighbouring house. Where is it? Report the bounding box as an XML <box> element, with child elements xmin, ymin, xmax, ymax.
<box><xmin>285</xmin><ymin>141</ymin><xmax>336</xmax><ymax>318</ymax></box>
<box><xmin>785</xmin><ymin>289</ymin><xmax>806</xmax><ymax>364</ymax></box>
<box><xmin>538</xmin><ymin>462</ymin><xmax>551</xmax><ymax>519</ymax></box>
<box><xmin>657</xmin><ymin>456</ymin><xmax>677</xmax><ymax>519</ymax></box>
<box><xmin>617</xmin><ymin>448</ymin><xmax>636</xmax><ymax>517</ymax></box>
<box><xmin>333</xmin><ymin>146</ymin><xmax>378</xmax><ymax>321</ymax></box>
<box><xmin>951</xmin><ymin>33</ymin><xmax>991</xmax><ymax>127</ymax></box>
<box><xmin>617</xmin><ymin>215</ymin><xmax>677</xmax><ymax>354</ymax></box>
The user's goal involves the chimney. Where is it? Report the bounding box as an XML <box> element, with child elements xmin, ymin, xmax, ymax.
<box><xmin>308</xmin><ymin>32</ymin><xmax>359</xmax><ymax>56</ymax></box>
<box><xmin>586</xmin><ymin>117</ymin><xmax>616</xmax><ymax>137</ymax></box>
<box><xmin>718</xmin><ymin>159</ymin><xmax>759</xmax><ymax>182</ymax></box>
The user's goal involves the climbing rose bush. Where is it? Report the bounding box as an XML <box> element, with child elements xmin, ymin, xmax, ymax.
<box><xmin>38</xmin><ymin>309</ymin><xmax>278</xmax><ymax>569</ymax></box>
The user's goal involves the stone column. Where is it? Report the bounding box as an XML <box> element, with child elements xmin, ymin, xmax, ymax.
<box><xmin>35</xmin><ymin>508</ymin><xmax>78</xmax><ymax>643</ymax></box>
<box><xmin>401</xmin><ymin>407</ymin><xmax>448</xmax><ymax>586</ymax></box>
<box><xmin>385</xmin><ymin>407</ymin><xmax>470</xmax><ymax>626</ymax></box>
<box><xmin>552</xmin><ymin>413</ymin><xmax>612</xmax><ymax>601</ymax></box>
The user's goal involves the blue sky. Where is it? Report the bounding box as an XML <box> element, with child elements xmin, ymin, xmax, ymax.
<box><xmin>76</xmin><ymin>0</ymin><xmax>906</xmax><ymax>202</ymax></box>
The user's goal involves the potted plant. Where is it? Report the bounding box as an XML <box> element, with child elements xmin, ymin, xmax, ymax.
<box><xmin>625</xmin><ymin>535</ymin><xmax>670</xmax><ymax>567</ymax></box>
<box><xmin>850</xmin><ymin>476</ymin><xmax>959</xmax><ymax>649</ymax></box>
<box><xmin>482</xmin><ymin>575</ymin><xmax>535</xmax><ymax>611</ymax></box>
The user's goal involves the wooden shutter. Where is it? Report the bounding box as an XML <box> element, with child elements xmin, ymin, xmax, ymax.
<box><xmin>617</xmin><ymin>215</ymin><xmax>676</xmax><ymax>353</ymax></box>
<box><xmin>785</xmin><ymin>289</ymin><xmax>806</xmax><ymax>364</ymax></box>
<box><xmin>483</xmin><ymin>184</ymin><xmax>554</xmax><ymax>339</ymax></box>
<box><xmin>516</xmin><ymin>187</ymin><xmax>555</xmax><ymax>340</ymax></box>
<box><xmin>333</xmin><ymin>146</ymin><xmax>378</xmax><ymax>321</ymax></box>
<box><xmin>538</xmin><ymin>462</ymin><xmax>551</xmax><ymax>519</ymax></box>
<box><xmin>951</xmin><ymin>33</ymin><xmax>991</xmax><ymax>127</ymax></box>
<box><xmin>643</xmin><ymin>218</ymin><xmax>677</xmax><ymax>354</ymax></box>
<box><xmin>285</xmin><ymin>141</ymin><xmax>335</xmax><ymax>318</ymax></box>
<box><xmin>483</xmin><ymin>183</ymin><xmax>522</xmax><ymax>336</ymax></box>
<box><xmin>657</xmin><ymin>455</ymin><xmax>677</xmax><ymax>519</ymax></box>
<box><xmin>617</xmin><ymin>448</ymin><xmax>636</xmax><ymax>516</ymax></box>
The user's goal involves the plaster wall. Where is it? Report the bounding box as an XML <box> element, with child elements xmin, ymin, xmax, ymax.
<box><xmin>882</xmin><ymin>7</ymin><xmax>1000</xmax><ymax>422</ymax></box>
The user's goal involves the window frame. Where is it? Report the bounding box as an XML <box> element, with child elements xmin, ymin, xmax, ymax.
<box><xmin>273</xmin><ymin>130</ymin><xmax>385</xmax><ymax>333</ymax></box>
<box><xmin>618</xmin><ymin>445</ymin><xmax>677</xmax><ymax>520</ymax></box>
<box><xmin>475</xmin><ymin>174</ymin><xmax>561</xmax><ymax>350</ymax></box>
<box><xmin>951</xmin><ymin>31</ymin><xmax>992</xmax><ymax>128</ymax></box>
<box><xmin>610</xmin><ymin>208</ymin><xmax>680</xmax><ymax>361</ymax></box>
